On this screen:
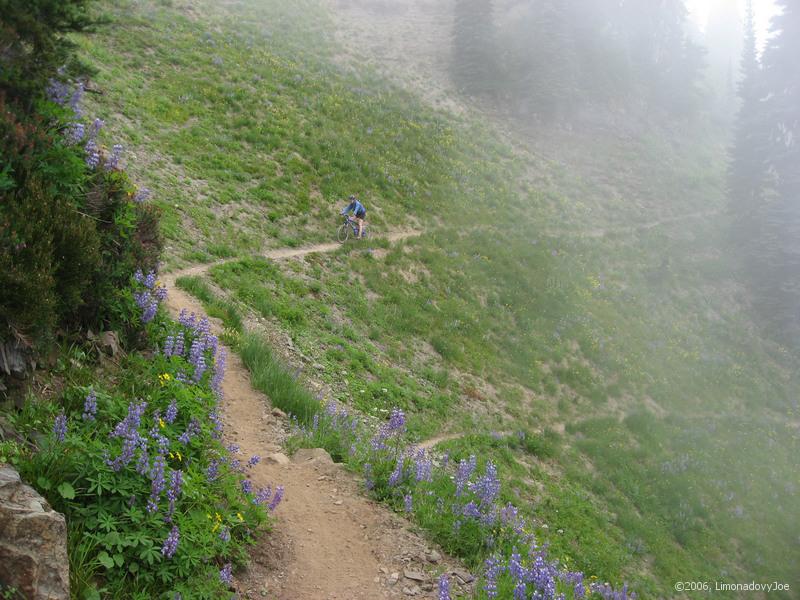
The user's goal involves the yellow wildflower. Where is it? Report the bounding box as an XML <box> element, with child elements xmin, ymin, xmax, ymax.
<box><xmin>237</xmin><ymin>512</ymin><xmax>244</xmax><ymax>522</ymax></box>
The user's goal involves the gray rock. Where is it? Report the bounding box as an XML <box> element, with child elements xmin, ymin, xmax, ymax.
<box><xmin>403</xmin><ymin>569</ymin><xmax>427</xmax><ymax>582</ymax></box>
<box><xmin>451</xmin><ymin>568</ymin><xmax>474</xmax><ymax>584</ymax></box>
<box><xmin>291</xmin><ymin>448</ymin><xmax>334</xmax><ymax>466</ymax></box>
<box><xmin>266</xmin><ymin>452</ymin><xmax>291</xmax><ymax>465</ymax></box>
<box><xmin>0</xmin><ymin>466</ymin><xmax>69</xmax><ymax>599</ymax></box>
<box><xmin>426</xmin><ymin>549</ymin><xmax>442</xmax><ymax>563</ymax></box>
<box><xmin>0</xmin><ymin>340</ymin><xmax>28</xmax><ymax>378</ymax></box>
<box><xmin>271</xmin><ymin>407</ymin><xmax>287</xmax><ymax>418</ymax></box>
<box><xmin>99</xmin><ymin>331</ymin><xmax>122</xmax><ymax>357</ymax></box>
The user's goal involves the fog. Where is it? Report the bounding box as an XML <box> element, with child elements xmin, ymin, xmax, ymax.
<box><xmin>328</xmin><ymin>0</ymin><xmax>799</xmax><ymax>594</ymax></box>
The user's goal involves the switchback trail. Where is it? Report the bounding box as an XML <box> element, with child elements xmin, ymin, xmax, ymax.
<box><xmin>162</xmin><ymin>230</ymin><xmax>466</xmax><ymax>600</ymax></box>
<box><xmin>167</xmin><ymin>230</ymin><xmax>421</xmax><ymax>282</ymax></box>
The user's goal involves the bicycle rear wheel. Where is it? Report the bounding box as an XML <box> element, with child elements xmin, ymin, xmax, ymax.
<box><xmin>337</xmin><ymin>223</ymin><xmax>350</xmax><ymax>243</ymax></box>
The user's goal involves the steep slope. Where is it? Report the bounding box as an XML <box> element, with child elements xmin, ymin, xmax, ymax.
<box><xmin>78</xmin><ymin>0</ymin><xmax>800</xmax><ymax>596</ymax></box>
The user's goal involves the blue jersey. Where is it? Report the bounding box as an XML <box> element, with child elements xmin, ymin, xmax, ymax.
<box><xmin>341</xmin><ymin>200</ymin><xmax>365</xmax><ymax>216</ymax></box>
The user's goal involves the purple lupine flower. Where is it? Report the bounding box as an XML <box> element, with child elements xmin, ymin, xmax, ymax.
<box><xmin>178</xmin><ymin>308</ymin><xmax>195</xmax><ymax>328</ymax></box>
<box><xmin>563</xmin><ymin>572</ymin><xmax>586</xmax><ymax>599</ymax></box>
<box><xmin>268</xmin><ymin>485</ymin><xmax>284</xmax><ymax>511</ymax></box>
<box><xmin>388</xmin><ymin>458</ymin><xmax>404</xmax><ymax>487</ymax></box>
<box><xmin>142</xmin><ymin>298</ymin><xmax>158</xmax><ymax>323</ymax></box>
<box><xmin>143</xmin><ymin>271</ymin><xmax>157</xmax><ymax>289</ymax></box>
<box><xmin>483</xmin><ymin>556</ymin><xmax>502</xmax><ymax>599</ymax></box>
<box><xmin>241</xmin><ymin>479</ymin><xmax>253</xmax><ymax>494</ymax></box>
<box><xmin>65</xmin><ymin>122</ymin><xmax>85</xmax><ymax>145</ymax></box>
<box><xmin>165</xmin><ymin>399</ymin><xmax>178</xmax><ymax>424</ymax></box>
<box><xmin>84</xmin><ymin>138</ymin><xmax>100</xmax><ymax>169</ymax></box>
<box><xmin>403</xmin><ymin>493</ymin><xmax>413</xmax><ymax>513</ymax></box>
<box><xmin>53</xmin><ymin>413</ymin><xmax>67</xmax><ymax>442</ymax></box>
<box><xmin>387</xmin><ymin>408</ymin><xmax>406</xmax><ymax>432</ymax></box>
<box><xmin>104</xmin><ymin>144</ymin><xmax>124</xmax><ymax>171</ymax></box>
<box><xmin>219</xmin><ymin>526</ymin><xmax>231</xmax><ymax>542</ymax></box>
<box><xmin>133</xmin><ymin>290</ymin><xmax>151</xmax><ymax>310</ymax></box>
<box><xmin>514</xmin><ymin>582</ymin><xmax>527</xmax><ymax>600</ymax></box>
<box><xmin>178</xmin><ymin>417</ymin><xmax>201</xmax><ymax>444</ymax></box>
<box><xmin>161</xmin><ymin>525</ymin><xmax>179</xmax><ymax>558</ymax></box>
<box><xmin>87</xmin><ymin>117</ymin><xmax>104</xmax><ymax>139</ymax></box>
<box><xmin>414</xmin><ymin>449</ymin><xmax>433</xmax><ymax>483</ymax></box>
<box><xmin>82</xmin><ymin>389</ymin><xmax>97</xmax><ymax>421</ymax></box>
<box><xmin>438</xmin><ymin>574</ymin><xmax>451</xmax><ymax>600</ymax></box>
<box><xmin>509</xmin><ymin>550</ymin><xmax>524</xmax><ymax>582</ymax></box>
<box><xmin>455</xmin><ymin>455</ymin><xmax>477</xmax><ymax>497</ymax></box>
<box><xmin>174</xmin><ymin>331</ymin><xmax>185</xmax><ymax>357</ymax></box>
<box><xmin>46</xmin><ymin>79</ymin><xmax>71</xmax><ymax>105</ymax></box>
<box><xmin>590</xmin><ymin>582</ymin><xmax>635</xmax><ymax>600</ymax></box>
<box><xmin>149</xmin><ymin>425</ymin><xmax>170</xmax><ymax>454</ymax></box>
<box><xmin>471</xmin><ymin>461</ymin><xmax>500</xmax><ymax>507</ymax></box>
<box><xmin>219</xmin><ymin>563</ymin><xmax>233</xmax><ymax>586</ymax></box>
<box><xmin>462</xmin><ymin>501</ymin><xmax>481</xmax><ymax>519</ymax></box>
<box><xmin>254</xmin><ymin>486</ymin><xmax>272</xmax><ymax>505</ymax></box>
<box><xmin>147</xmin><ymin>453</ymin><xmax>167</xmax><ymax>513</ymax></box>
<box><xmin>206</xmin><ymin>459</ymin><xmax>220</xmax><ymax>482</ymax></box>
<box><xmin>163</xmin><ymin>335</ymin><xmax>175</xmax><ymax>356</ymax></box>
<box><xmin>166</xmin><ymin>470</ymin><xmax>183</xmax><ymax>518</ymax></box>
<box><xmin>133</xmin><ymin>187</ymin><xmax>152</xmax><ymax>203</ymax></box>
<box><xmin>111</xmin><ymin>401</ymin><xmax>147</xmax><ymax>438</ymax></box>
<box><xmin>209</xmin><ymin>410</ymin><xmax>223</xmax><ymax>438</ymax></box>
<box><xmin>188</xmin><ymin>338</ymin><xmax>206</xmax><ymax>382</ymax></box>
<box><xmin>528</xmin><ymin>552</ymin><xmax>558</xmax><ymax>598</ymax></box>
<box><xmin>136</xmin><ymin>440</ymin><xmax>150</xmax><ymax>476</ymax></box>
<box><xmin>247</xmin><ymin>455</ymin><xmax>260</xmax><ymax>468</ymax></box>
<box><xmin>211</xmin><ymin>348</ymin><xmax>226</xmax><ymax>398</ymax></box>
<box><xmin>364</xmin><ymin>463</ymin><xmax>374</xmax><ymax>490</ymax></box>
<box><xmin>154</xmin><ymin>283</ymin><xmax>168</xmax><ymax>302</ymax></box>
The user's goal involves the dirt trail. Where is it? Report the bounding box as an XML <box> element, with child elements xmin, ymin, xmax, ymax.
<box><xmin>170</xmin><ymin>229</ymin><xmax>421</xmax><ymax>281</ymax></box>
<box><xmin>162</xmin><ymin>232</ymin><xmax>466</xmax><ymax>600</ymax></box>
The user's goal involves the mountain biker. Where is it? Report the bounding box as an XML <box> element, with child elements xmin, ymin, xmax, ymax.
<box><xmin>340</xmin><ymin>194</ymin><xmax>367</xmax><ymax>238</ymax></box>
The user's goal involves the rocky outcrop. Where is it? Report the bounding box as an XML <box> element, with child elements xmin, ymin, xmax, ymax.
<box><xmin>0</xmin><ymin>465</ymin><xmax>69</xmax><ymax>599</ymax></box>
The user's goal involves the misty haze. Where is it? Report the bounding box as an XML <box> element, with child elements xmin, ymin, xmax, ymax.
<box><xmin>0</xmin><ymin>0</ymin><xmax>797</xmax><ymax>598</ymax></box>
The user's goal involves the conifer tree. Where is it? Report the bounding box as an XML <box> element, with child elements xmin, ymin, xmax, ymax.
<box><xmin>749</xmin><ymin>0</ymin><xmax>800</xmax><ymax>341</ymax></box>
<box><xmin>727</xmin><ymin>0</ymin><xmax>764</xmax><ymax>218</ymax></box>
<box><xmin>0</xmin><ymin>0</ymin><xmax>98</xmax><ymax>106</ymax></box>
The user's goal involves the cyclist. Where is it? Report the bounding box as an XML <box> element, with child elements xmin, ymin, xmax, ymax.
<box><xmin>340</xmin><ymin>194</ymin><xmax>367</xmax><ymax>238</ymax></box>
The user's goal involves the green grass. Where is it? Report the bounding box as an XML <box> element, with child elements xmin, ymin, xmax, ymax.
<box><xmin>239</xmin><ymin>332</ymin><xmax>320</xmax><ymax>423</ymax></box>
<box><xmin>175</xmin><ymin>275</ymin><xmax>244</xmax><ymax>333</ymax></box>
<box><xmin>80</xmin><ymin>0</ymin><xmax>800</xmax><ymax>595</ymax></box>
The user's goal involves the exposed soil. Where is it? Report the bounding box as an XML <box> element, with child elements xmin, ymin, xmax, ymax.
<box><xmin>162</xmin><ymin>234</ymin><xmax>474</xmax><ymax>600</ymax></box>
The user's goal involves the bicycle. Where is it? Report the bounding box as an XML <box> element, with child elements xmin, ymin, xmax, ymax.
<box><xmin>337</xmin><ymin>215</ymin><xmax>370</xmax><ymax>243</ymax></box>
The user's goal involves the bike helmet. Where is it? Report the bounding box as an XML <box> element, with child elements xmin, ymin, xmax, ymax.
<box><xmin>348</xmin><ymin>194</ymin><xmax>356</xmax><ymax>201</ymax></box>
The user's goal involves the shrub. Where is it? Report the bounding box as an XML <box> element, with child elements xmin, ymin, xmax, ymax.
<box><xmin>0</xmin><ymin>95</ymin><xmax>163</xmax><ymax>354</ymax></box>
<box><xmin>0</xmin><ymin>0</ymin><xmax>98</xmax><ymax>106</ymax></box>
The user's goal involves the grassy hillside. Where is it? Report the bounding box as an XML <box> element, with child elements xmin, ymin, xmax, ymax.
<box><xmin>80</xmin><ymin>0</ymin><xmax>800</xmax><ymax>595</ymax></box>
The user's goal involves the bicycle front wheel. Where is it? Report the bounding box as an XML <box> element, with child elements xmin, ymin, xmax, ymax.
<box><xmin>337</xmin><ymin>223</ymin><xmax>350</xmax><ymax>243</ymax></box>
